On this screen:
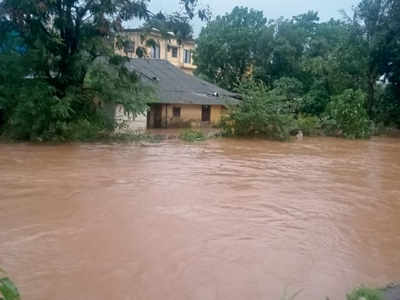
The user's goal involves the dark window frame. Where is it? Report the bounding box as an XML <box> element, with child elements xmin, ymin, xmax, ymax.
<box><xmin>173</xmin><ymin>106</ymin><xmax>181</xmax><ymax>118</ymax></box>
<box><xmin>184</xmin><ymin>49</ymin><xmax>192</xmax><ymax>64</ymax></box>
<box><xmin>171</xmin><ymin>47</ymin><xmax>178</xmax><ymax>58</ymax></box>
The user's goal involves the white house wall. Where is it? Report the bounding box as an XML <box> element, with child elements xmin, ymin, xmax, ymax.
<box><xmin>115</xmin><ymin>104</ymin><xmax>147</xmax><ymax>132</ymax></box>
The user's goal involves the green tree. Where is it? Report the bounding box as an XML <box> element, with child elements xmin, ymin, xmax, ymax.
<box><xmin>143</xmin><ymin>12</ymin><xmax>194</xmax><ymax>42</ymax></box>
<box><xmin>194</xmin><ymin>7</ymin><xmax>267</xmax><ymax>90</ymax></box>
<box><xmin>354</xmin><ymin>0</ymin><xmax>398</xmax><ymax>117</ymax></box>
<box><xmin>299</xmin><ymin>19</ymin><xmax>368</xmax><ymax>115</ymax></box>
<box><xmin>0</xmin><ymin>0</ymin><xmax>204</xmax><ymax>140</ymax></box>
<box><xmin>270</xmin><ymin>11</ymin><xmax>320</xmax><ymax>82</ymax></box>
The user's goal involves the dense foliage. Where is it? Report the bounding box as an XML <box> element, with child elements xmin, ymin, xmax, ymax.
<box><xmin>0</xmin><ymin>0</ymin><xmax>205</xmax><ymax>141</ymax></box>
<box><xmin>221</xmin><ymin>81</ymin><xmax>296</xmax><ymax>141</ymax></box>
<box><xmin>194</xmin><ymin>7</ymin><xmax>267</xmax><ymax>90</ymax></box>
<box><xmin>324</xmin><ymin>89</ymin><xmax>372</xmax><ymax>139</ymax></box>
<box><xmin>143</xmin><ymin>12</ymin><xmax>195</xmax><ymax>42</ymax></box>
<box><xmin>196</xmin><ymin>1</ymin><xmax>400</xmax><ymax>139</ymax></box>
<box><xmin>0</xmin><ymin>269</ymin><xmax>20</xmax><ymax>300</ymax></box>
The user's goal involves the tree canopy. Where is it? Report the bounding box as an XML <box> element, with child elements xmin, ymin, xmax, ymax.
<box><xmin>0</xmin><ymin>0</ymin><xmax>206</xmax><ymax>140</ymax></box>
<box><xmin>195</xmin><ymin>1</ymin><xmax>400</xmax><ymax>134</ymax></box>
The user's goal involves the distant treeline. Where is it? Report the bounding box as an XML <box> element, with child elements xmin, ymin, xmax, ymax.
<box><xmin>194</xmin><ymin>1</ymin><xmax>400</xmax><ymax>139</ymax></box>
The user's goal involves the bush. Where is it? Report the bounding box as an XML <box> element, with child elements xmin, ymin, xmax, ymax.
<box><xmin>61</xmin><ymin>118</ymin><xmax>113</xmax><ymax>142</ymax></box>
<box><xmin>324</xmin><ymin>89</ymin><xmax>372</xmax><ymax>139</ymax></box>
<box><xmin>1</xmin><ymin>80</ymin><xmax>73</xmax><ymax>141</ymax></box>
<box><xmin>179</xmin><ymin>129</ymin><xmax>206</xmax><ymax>142</ymax></box>
<box><xmin>300</xmin><ymin>85</ymin><xmax>331</xmax><ymax>116</ymax></box>
<box><xmin>296</xmin><ymin>115</ymin><xmax>322</xmax><ymax>136</ymax></box>
<box><xmin>0</xmin><ymin>269</ymin><xmax>20</xmax><ymax>300</ymax></box>
<box><xmin>0</xmin><ymin>79</ymin><xmax>117</xmax><ymax>142</ymax></box>
<box><xmin>222</xmin><ymin>81</ymin><xmax>296</xmax><ymax>141</ymax></box>
<box><xmin>347</xmin><ymin>287</ymin><xmax>382</xmax><ymax>300</ymax></box>
<box><xmin>372</xmin><ymin>85</ymin><xmax>400</xmax><ymax>127</ymax></box>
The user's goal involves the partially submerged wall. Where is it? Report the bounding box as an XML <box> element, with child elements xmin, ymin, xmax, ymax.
<box><xmin>114</xmin><ymin>104</ymin><xmax>147</xmax><ymax>132</ymax></box>
<box><xmin>165</xmin><ymin>104</ymin><xmax>227</xmax><ymax>128</ymax></box>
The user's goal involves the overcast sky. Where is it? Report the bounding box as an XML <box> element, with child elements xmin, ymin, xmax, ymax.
<box><xmin>127</xmin><ymin>0</ymin><xmax>360</xmax><ymax>36</ymax></box>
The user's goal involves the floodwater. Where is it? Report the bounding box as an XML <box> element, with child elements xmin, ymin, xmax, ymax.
<box><xmin>0</xmin><ymin>137</ymin><xmax>400</xmax><ymax>300</ymax></box>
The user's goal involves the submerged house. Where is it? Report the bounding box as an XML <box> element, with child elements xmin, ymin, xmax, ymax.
<box><xmin>117</xmin><ymin>59</ymin><xmax>238</xmax><ymax>130</ymax></box>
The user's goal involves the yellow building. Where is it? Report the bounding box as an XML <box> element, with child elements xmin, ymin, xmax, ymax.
<box><xmin>116</xmin><ymin>28</ymin><xmax>197</xmax><ymax>75</ymax></box>
<box><xmin>118</xmin><ymin>59</ymin><xmax>239</xmax><ymax>130</ymax></box>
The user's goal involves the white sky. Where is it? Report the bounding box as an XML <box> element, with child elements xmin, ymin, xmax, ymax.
<box><xmin>126</xmin><ymin>0</ymin><xmax>360</xmax><ymax>36</ymax></box>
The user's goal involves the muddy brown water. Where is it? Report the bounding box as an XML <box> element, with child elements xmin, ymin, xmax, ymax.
<box><xmin>1</xmin><ymin>137</ymin><xmax>400</xmax><ymax>300</ymax></box>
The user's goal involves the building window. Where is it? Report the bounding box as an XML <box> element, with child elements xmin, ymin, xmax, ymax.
<box><xmin>184</xmin><ymin>49</ymin><xmax>192</xmax><ymax>64</ymax></box>
<box><xmin>171</xmin><ymin>47</ymin><xmax>178</xmax><ymax>58</ymax></box>
<box><xmin>173</xmin><ymin>107</ymin><xmax>181</xmax><ymax>118</ymax></box>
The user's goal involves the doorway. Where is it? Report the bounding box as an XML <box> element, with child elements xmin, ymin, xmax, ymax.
<box><xmin>201</xmin><ymin>105</ymin><xmax>211</xmax><ymax>122</ymax></box>
<box><xmin>148</xmin><ymin>104</ymin><xmax>163</xmax><ymax>128</ymax></box>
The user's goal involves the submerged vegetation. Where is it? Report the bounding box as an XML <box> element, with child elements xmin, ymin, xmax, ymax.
<box><xmin>179</xmin><ymin>129</ymin><xmax>206</xmax><ymax>142</ymax></box>
<box><xmin>347</xmin><ymin>287</ymin><xmax>383</xmax><ymax>300</ymax></box>
<box><xmin>221</xmin><ymin>81</ymin><xmax>297</xmax><ymax>141</ymax></box>
<box><xmin>220</xmin><ymin>82</ymin><xmax>373</xmax><ymax>140</ymax></box>
<box><xmin>0</xmin><ymin>269</ymin><xmax>20</xmax><ymax>300</ymax></box>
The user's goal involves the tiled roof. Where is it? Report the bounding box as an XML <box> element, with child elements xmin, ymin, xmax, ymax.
<box><xmin>125</xmin><ymin>58</ymin><xmax>239</xmax><ymax>106</ymax></box>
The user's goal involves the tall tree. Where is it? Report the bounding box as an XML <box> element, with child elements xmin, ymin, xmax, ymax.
<box><xmin>143</xmin><ymin>12</ymin><xmax>194</xmax><ymax>42</ymax></box>
<box><xmin>354</xmin><ymin>0</ymin><xmax>394</xmax><ymax>115</ymax></box>
<box><xmin>194</xmin><ymin>6</ymin><xmax>267</xmax><ymax>90</ymax></box>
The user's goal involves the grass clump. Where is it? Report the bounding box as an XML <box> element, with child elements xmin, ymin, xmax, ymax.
<box><xmin>179</xmin><ymin>129</ymin><xmax>206</xmax><ymax>142</ymax></box>
<box><xmin>347</xmin><ymin>286</ymin><xmax>383</xmax><ymax>300</ymax></box>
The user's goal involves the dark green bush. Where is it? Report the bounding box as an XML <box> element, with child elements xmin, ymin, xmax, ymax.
<box><xmin>0</xmin><ymin>79</ymin><xmax>116</xmax><ymax>142</ymax></box>
<box><xmin>324</xmin><ymin>89</ymin><xmax>372</xmax><ymax>139</ymax></box>
<box><xmin>222</xmin><ymin>81</ymin><xmax>296</xmax><ymax>141</ymax></box>
<box><xmin>372</xmin><ymin>85</ymin><xmax>400</xmax><ymax>127</ymax></box>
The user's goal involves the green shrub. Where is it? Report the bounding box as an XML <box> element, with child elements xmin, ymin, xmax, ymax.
<box><xmin>299</xmin><ymin>82</ymin><xmax>331</xmax><ymax>117</ymax></box>
<box><xmin>347</xmin><ymin>287</ymin><xmax>382</xmax><ymax>300</ymax></box>
<box><xmin>296</xmin><ymin>115</ymin><xmax>322</xmax><ymax>136</ymax></box>
<box><xmin>223</xmin><ymin>81</ymin><xmax>297</xmax><ymax>141</ymax></box>
<box><xmin>0</xmin><ymin>269</ymin><xmax>20</xmax><ymax>300</ymax></box>
<box><xmin>179</xmin><ymin>129</ymin><xmax>206</xmax><ymax>142</ymax></box>
<box><xmin>324</xmin><ymin>89</ymin><xmax>372</xmax><ymax>139</ymax></box>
